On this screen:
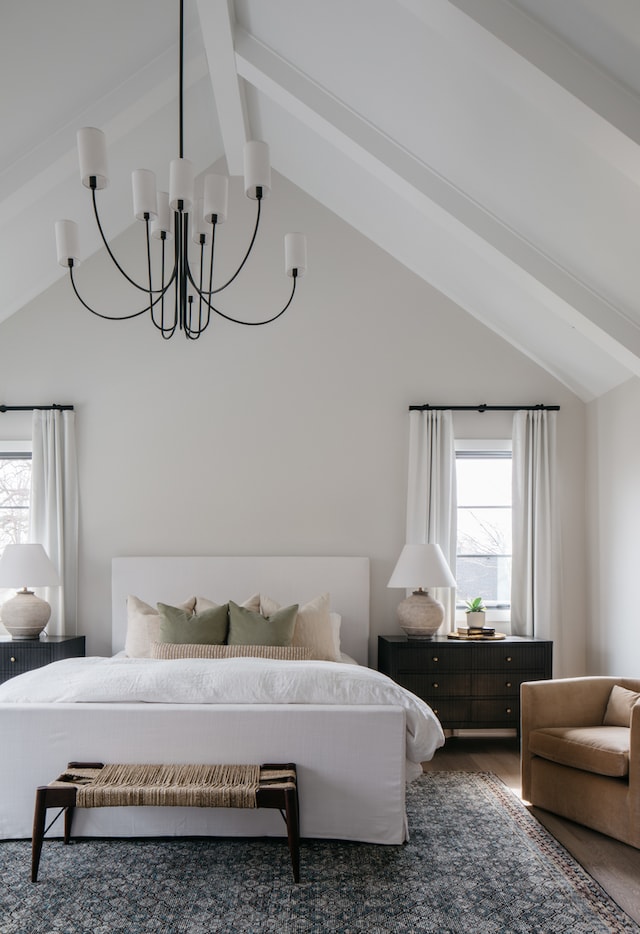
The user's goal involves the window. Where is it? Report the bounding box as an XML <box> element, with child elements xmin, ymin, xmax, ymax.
<box><xmin>0</xmin><ymin>443</ymin><xmax>32</xmax><ymax>603</ymax></box>
<box><xmin>455</xmin><ymin>441</ymin><xmax>511</xmax><ymax>610</ymax></box>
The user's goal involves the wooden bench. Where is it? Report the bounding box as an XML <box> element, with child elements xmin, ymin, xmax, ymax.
<box><xmin>32</xmin><ymin>761</ymin><xmax>300</xmax><ymax>883</ymax></box>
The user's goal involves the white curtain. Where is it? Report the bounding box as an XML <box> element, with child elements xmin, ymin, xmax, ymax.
<box><xmin>29</xmin><ymin>410</ymin><xmax>79</xmax><ymax>636</ymax></box>
<box><xmin>511</xmin><ymin>410</ymin><xmax>560</xmax><ymax>656</ymax></box>
<box><xmin>405</xmin><ymin>409</ymin><xmax>457</xmax><ymax>632</ymax></box>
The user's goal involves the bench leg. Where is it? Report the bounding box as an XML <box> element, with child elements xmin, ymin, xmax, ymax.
<box><xmin>64</xmin><ymin>805</ymin><xmax>75</xmax><ymax>844</ymax></box>
<box><xmin>31</xmin><ymin>788</ymin><xmax>48</xmax><ymax>883</ymax></box>
<box><xmin>284</xmin><ymin>786</ymin><xmax>300</xmax><ymax>883</ymax></box>
<box><xmin>31</xmin><ymin>786</ymin><xmax>77</xmax><ymax>882</ymax></box>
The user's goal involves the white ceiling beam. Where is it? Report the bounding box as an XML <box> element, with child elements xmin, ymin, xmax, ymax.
<box><xmin>397</xmin><ymin>0</ymin><xmax>640</xmax><ymax>188</ymax></box>
<box><xmin>234</xmin><ymin>27</ymin><xmax>640</xmax><ymax>367</ymax></box>
<box><xmin>196</xmin><ymin>0</ymin><xmax>248</xmax><ymax>175</ymax></box>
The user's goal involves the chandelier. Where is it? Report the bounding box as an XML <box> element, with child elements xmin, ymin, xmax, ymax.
<box><xmin>54</xmin><ymin>0</ymin><xmax>307</xmax><ymax>340</ymax></box>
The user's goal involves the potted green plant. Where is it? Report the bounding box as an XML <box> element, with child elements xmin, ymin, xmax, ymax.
<box><xmin>465</xmin><ymin>597</ymin><xmax>486</xmax><ymax>630</ymax></box>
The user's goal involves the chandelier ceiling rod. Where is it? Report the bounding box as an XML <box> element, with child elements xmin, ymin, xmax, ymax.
<box><xmin>54</xmin><ymin>0</ymin><xmax>307</xmax><ymax>340</ymax></box>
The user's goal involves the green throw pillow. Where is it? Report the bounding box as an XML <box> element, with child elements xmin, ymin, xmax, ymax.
<box><xmin>227</xmin><ymin>600</ymin><xmax>298</xmax><ymax>646</ymax></box>
<box><xmin>157</xmin><ymin>602</ymin><xmax>229</xmax><ymax>645</ymax></box>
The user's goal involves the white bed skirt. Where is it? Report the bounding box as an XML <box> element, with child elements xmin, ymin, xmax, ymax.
<box><xmin>0</xmin><ymin>703</ymin><xmax>408</xmax><ymax>844</ymax></box>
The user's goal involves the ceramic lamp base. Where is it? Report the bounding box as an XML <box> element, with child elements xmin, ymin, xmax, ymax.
<box><xmin>396</xmin><ymin>589</ymin><xmax>444</xmax><ymax>640</ymax></box>
<box><xmin>1</xmin><ymin>590</ymin><xmax>51</xmax><ymax>640</ymax></box>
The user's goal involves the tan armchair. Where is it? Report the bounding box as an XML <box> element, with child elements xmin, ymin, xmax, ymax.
<box><xmin>521</xmin><ymin>676</ymin><xmax>640</xmax><ymax>849</ymax></box>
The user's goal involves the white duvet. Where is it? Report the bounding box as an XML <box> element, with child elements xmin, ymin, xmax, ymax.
<box><xmin>0</xmin><ymin>655</ymin><xmax>444</xmax><ymax>770</ymax></box>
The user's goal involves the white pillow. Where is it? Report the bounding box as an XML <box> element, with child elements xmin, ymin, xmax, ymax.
<box><xmin>260</xmin><ymin>593</ymin><xmax>341</xmax><ymax>662</ymax></box>
<box><xmin>329</xmin><ymin>612</ymin><xmax>342</xmax><ymax>657</ymax></box>
<box><xmin>195</xmin><ymin>593</ymin><xmax>260</xmax><ymax>614</ymax></box>
<box><xmin>125</xmin><ymin>595</ymin><xmax>196</xmax><ymax>658</ymax></box>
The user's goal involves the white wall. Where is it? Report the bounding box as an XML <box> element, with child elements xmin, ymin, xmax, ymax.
<box><xmin>586</xmin><ymin>377</ymin><xmax>640</xmax><ymax>676</ymax></box>
<box><xmin>0</xmin><ymin>172</ymin><xmax>587</xmax><ymax>668</ymax></box>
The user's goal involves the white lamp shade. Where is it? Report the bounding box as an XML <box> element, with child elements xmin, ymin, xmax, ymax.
<box><xmin>285</xmin><ymin>233</ymin><xmax>307</xmax><ymax>278</ymax></box>
<box><xmin>55</xmin><ymin>220</ymin><xmax>80</xmax><ymax>268</ymax></box>
<box><xmin>244</xmin><ymin>141</ymin><xmax>271</xmax><ymax>200</ymax></box>
<box><xmin>0</xmin><ymin>544</ymin><xmax>60</xmax><ymax>588</ymax></box>
<box><xmin>204</xmin><ymin>174</ymin><xmax>229</xmax><ymax>224</ymax></box>
<box><xmin>77</xmin><ymin>127</ymin><xmax>109</xmax><ymax>189</ymax></box>
<box><xmin>388</xmin><ymin>544</ymin><xmax>456</xmax><ymax>590</ymax></box>
<box><xmin>191</xmin><ymin>199</ymin><xmax>209</xmax><ymax>245</ymax></box>
<box><xmin>169</xmin><ymin>158</ymin><xmax>194</xmax><ymax>211</ymax></box>
<box><xmin>132</xmin><ymin>169</ymin><xmax>158</xmax><ymax>220</ymax></box>
<box><xmin>151</xmin><ymin>191</ymin><xmax>173</xmax><ymax>240</ymax></box>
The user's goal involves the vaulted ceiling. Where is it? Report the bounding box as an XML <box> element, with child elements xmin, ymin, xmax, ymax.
<box><xmin>2</xmin><ymin>0</ymin><xmax>639</xmax><ymax>401</ymax></box>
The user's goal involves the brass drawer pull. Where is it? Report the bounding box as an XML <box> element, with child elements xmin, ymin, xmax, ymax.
<box><xmin>10</xmin><ymin>657</ymin><xmax>16</xmax><ymax>664</ymax></box>
<box><xmin>505</xmin><ymin>681</ymin><xmax>512</xmax><ymax>688</ymax></box>
<box><xmin>432</xmin><ymin>682</ymin><xmax>439</xmax><ymax>689</ymax></box>
<box><xmin>506</xmin><ymin>707</ymin><xmax>513</xmax><ymax>714</ymax></box>
<box><xmin>505</xmin><ymin>656</ymin><xmax>513</xmax><ymax>663</ymax></box>
<box><xmin>432</xmin><ymin>656</ymin><xmax>439</xmax><ymax>663</ymax></box>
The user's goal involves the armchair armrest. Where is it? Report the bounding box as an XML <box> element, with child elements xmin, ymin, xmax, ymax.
<box><xmin>521</xmin><ymin>677</ymin><xmax>619</xmax><ymax>802</ymax></box>
<box><xmin>630</xmin><ymin>701</ymin><xmax>640</xmax><ymax>809</ymax></box>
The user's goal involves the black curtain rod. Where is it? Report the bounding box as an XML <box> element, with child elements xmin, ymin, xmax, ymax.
<box><xmin>409</xmin><ymin>403</ymin><xmax>560</xmax><ymax>412</ymax></box>
<box><xmin>0</xmin><ymin>404</ymin><xmax>74</xmax><ymax>413</ymax></box>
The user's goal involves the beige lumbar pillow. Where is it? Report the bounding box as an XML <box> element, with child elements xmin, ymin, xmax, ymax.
<box><xmin>151</xmin><ymin>643</ymin><xmax>313</xmax><ymax>660</ymax></box>
<box><xmin>125</xmin><ymin>595</ymin><xmax>196</xmax><ymax>658</ymax></box>
<box><xmin>603</xmin><ymin>684</ymin><xmax>640</xmax><ymax>727</ymax></box>
<box><xmin>260</xmin><ymin>593</ymin><xmax>340</xmax><ymax>661</ymax></box>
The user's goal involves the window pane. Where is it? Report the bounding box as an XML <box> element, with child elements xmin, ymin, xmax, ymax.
<box><xmin>457</xmin><ymin>507</ymin><xmax>511</xmax><ymax>555</ymax></box>
<box><xmin>456</xmin><ymin>556</ymin><xmax>512</xmax><ymax>605</ymax></box>
<box><xmin>456</xmin><ymin>451</ymin><xmax>511</xmax><ymax>608</ymax></box>
<box><xmin>457</xmin><ymin>457</ymin><xmax>511</xmax><ymax>507</ymax></box>
<box><xmin>0</xmin><ymin>457</ymin><xmax>31</xmax><ymax>549</ymax></box>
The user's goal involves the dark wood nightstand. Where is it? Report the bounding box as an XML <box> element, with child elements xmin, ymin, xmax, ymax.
<box><xmin>0</xmin><ymin>634</ymin><xmax>86</xmax><ymax>684</ymax></box>
<box><xmin>378</xmin><ymin>634</ymin><xmax>552</xmax><ymax>733</ymax></box>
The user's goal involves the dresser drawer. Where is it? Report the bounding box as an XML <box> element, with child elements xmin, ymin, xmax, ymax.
<box><xmin>400</xmin><ymin>672</ymin><xmax>471</xmax><ymax>698</ymax></box>
<box><xmin>470</xmin><ymin>644</ymin><xmax>550</xmax><ymax>671</ymax></box>
<box><xmin>471</xmin><ymin>698</ymin><xmax>520</xmax><ymax>725</ymax></box>
<box><xmin>1</xmin><ymin>643</ymin><xmax>53</xmax><ymax>672</ymax></box>
<box><xmin>393</xmin><ymin>642</ymin><xmax>475</xmax><ymax>671</ymax></box>
<box><xmin>392</xmin><ymin>644</ymin><xmax>471</xmax><ymax>672</ymax></box>
<box><xmin>474</xmin><ymin>672</ymin><xmax>542</xmax><ymax>697</ymax></box>
<box><xmin>426</xmin><ymin>698</ymin><xmax>471</xmax><ymax>724</ymax></box>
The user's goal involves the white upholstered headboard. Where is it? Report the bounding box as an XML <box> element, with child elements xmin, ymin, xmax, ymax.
<box><xmin>112</xmin><ymin>556</ymin><xmax>371</xmax><ymax>665</ymax></box>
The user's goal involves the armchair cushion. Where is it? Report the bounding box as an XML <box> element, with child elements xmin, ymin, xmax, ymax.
<box><xmin>603</xmin><ymin>684</ymin><xmax>640</xmax><ymax>727</ymax></box>
<box><xmin>529</xmin><ymin>726</ymin><xmax>630</xmax><ymax>778</ymax></box>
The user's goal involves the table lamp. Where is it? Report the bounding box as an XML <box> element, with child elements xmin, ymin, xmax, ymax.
<box><xmin>0</xmin><ymin>544</ymin><xmax>60</xmax><ymax>640</ymax></box>
<box><xmin>387</xmin><ymin>543</ymin><xmax>456</xmax><ymax>640</ymax></box>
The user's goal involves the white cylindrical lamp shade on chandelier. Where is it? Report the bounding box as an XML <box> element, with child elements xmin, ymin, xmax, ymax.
<box><xmin>54</xmin><ymin>1</ymin><xmax>306</xmax><ymax>341</ymax></box>
<box><xmin>0</xmin><ymin>544</ymin><xmax>60</xmax><ymax>640</ymax></box>
<box><xmin>387</xmin><ymin>544</ymin><xmax>456</xmax><ymax>640</ymax></box>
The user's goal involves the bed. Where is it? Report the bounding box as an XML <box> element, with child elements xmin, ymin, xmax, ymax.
<box><xmin>0</xmin><ymin>556</ymin><xmax>444</xmax><ymax>844</ymax></box>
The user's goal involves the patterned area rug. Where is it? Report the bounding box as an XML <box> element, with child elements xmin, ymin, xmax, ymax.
<box><xmin>1</xmin><ymin>771</ymin><xmax>637</xmax><ymax>933</ymax></box>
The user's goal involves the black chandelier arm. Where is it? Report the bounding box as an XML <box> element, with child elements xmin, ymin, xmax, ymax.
<box><xmin>181</xmin><ymin>247</ymin><xmax>212</xmax><ymax>339</ymax></box>
<box><xmin>184</xmin><ymin>295</ymin><xmax>210</xmax><ymax>339</ymax></box>
<box><xmin>193</xmin><ymin>241</ymin><xmax>212</xmax><ymax>334</ymax></box>
<box><xmin>69</xmin><ymin>264</ymin><xmax>173</xmax><ymax>322</ymax></box>
<box><xmin>191</xmin><ymin>198</ymin><xmax>263</xmax><ymax>297</ymax></box>
<box><xmin>190</xmin><ymin>273</ymin><xmax>298</xmax><ymax>327</ymax></box>
<box><xmin>91</xmin><ymin>189</ymin><xmax>177</xmax><ymax>294</ymax></box>
<box><xmin>150</xmin><ymin>238</ymin><xmax>179</xmax><ymax>339</ymax></box>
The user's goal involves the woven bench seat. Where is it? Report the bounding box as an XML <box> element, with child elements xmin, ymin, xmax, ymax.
<box><xmin>32</xmin><ymin>761</ymin><xmax>299</xmax><ymax>883</ymax></box>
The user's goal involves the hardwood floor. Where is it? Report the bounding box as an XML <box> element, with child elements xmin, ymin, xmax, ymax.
<box><xmin>423</xmin><ymin>734</ymin><xmax>640</xmax><ymax>925</ymax></box>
